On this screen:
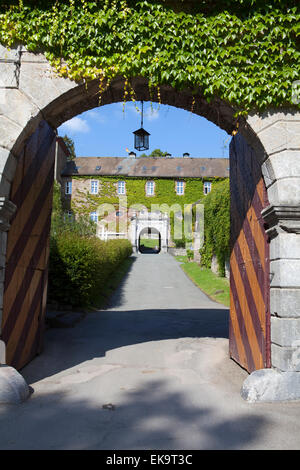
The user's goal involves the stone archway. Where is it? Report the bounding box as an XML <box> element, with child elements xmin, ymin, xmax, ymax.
<box><xmin>129</xmin><ymin>211</ymin><xmax>169</xmax><ymax>254</ymax></box>
<box><xmin>138</xmin><ymin>227</ymin><xmax>161</xmax><ymax>254</ymax></box>
<box><xmin>1</xmin><ymin>44</ymin><xmax>300</xmax><ymax>401</ymax></box>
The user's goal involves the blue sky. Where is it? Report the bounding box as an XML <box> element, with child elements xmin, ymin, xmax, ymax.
<box><xmin>58</xmin><ymin>101</ymin><xmax>230</xmax><ymax>159</ymax></box>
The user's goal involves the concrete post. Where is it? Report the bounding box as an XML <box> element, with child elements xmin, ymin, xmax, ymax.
<box><xmin>129</xmin><ymin>215</ymin><xmax>138</xmax><ymax>253</ymax></box>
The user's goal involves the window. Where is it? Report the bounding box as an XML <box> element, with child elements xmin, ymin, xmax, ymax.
<box><xmin>146</xmin><ymin>181</ymin><xmax>154</xmax><ymax>196</ymax></box>
<box><xmin>117</xmin><ymin>181</ymin><xmax>126</xmax><ymax>195</ymax></box>
<box><xmin>65</xmin><ymin>181</ymin><xmax>72</xmax><ymax>195</ymax></box>
<box><xmin>90</xmin><ymin>211</ymin><xmax>98</xmax><ymax>223</ymax></box>
<box><xmin>176</xmin><ymin>181</ymin><xmax>184</xmax><ymax>195</ymax></box>
<box><xmin>63</xmin><ymin>210</ymin><xmax>73</xmax><ymax>221</ymax></box>
<box><xmin>91</xmin><ymin>180</ymin><xmax>99</xmax><ymax>194</ymax></box>
<box><xmin>204</xmin><ymin>181</ymin><xmax>212</xmax><ymax>195</ymax></box>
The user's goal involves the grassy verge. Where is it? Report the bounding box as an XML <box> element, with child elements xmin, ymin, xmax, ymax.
<box><xmin>175</xmin><ymin>256</ymin><xmax>230</xmax><ymax>307</ymax></box>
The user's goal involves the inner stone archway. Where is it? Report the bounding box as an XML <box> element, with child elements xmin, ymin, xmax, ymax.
<box><xmin>129</xmin><ymin>211</ymin><xmax>169</xmax><ymax>254</ymax></box>
<box><xmin>138</xmin><ymin>227</ymin><xmax>161</xmax><ymax>254</ymax></box>
<box><xmin>1</xmin><ymin>44</ymin><xmax>300</xmax><ymax>402</ymax></box>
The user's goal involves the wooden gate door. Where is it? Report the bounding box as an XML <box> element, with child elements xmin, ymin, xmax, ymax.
<box><xmin>1</xmin><ymin>120</ymin><xmax>56</xmax><ymax>370</ymax></box>
<box><xmin>229</xmin><ymin>133</ymin><xmax>271</xmax><ymax>373</ymax></box>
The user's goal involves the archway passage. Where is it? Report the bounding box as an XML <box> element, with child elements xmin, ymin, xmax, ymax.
<box><xmin>0</xmin><ymin>78</ymin><xmax>271</xmax><ymax>372</ymax></box>
<box><xmin>138</xmin><ymin>227</ymin><xmax>161</xmax><ymax>254</ymax></box>
<box><xmin>2</xmin><ymin>44</ymin><xmax>299</xmax><ymax>397</ymax></box>
<box><xmin>1</xmin><ymin>110</ymin><xmax>270</xmax><ymax>374</ymax></box>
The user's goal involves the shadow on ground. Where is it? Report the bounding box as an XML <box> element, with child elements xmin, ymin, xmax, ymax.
<box><xmin>0</xmin><ymin>376</ymin><xmax>267</xmax><ymax>450</ymax></box>
<box><xmin>4</xmin><ymin>262</ymin><xmax>273</xmax><ymax>450</ymax></box>
<box><xmin>22</xmin><ymin>306</ymin><xmax>229</xmax><ymax>384</ymax></box>
<box><xmin>138</xmin><ymin>246</ymin><xmax>160</xmax><ymax>254</ymax></box>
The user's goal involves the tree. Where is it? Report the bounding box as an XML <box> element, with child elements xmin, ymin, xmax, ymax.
<box><xmin>62</xmin><ymin>134</ymin><xmax>76</xmax><ymax>161</ymax></box>
<box><xmin>139</xmin><ymin>148</ymin><xmax>169</xmax><ymax>158</ymax></box>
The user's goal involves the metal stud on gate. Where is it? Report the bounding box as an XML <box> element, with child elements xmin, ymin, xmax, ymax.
<box><xmin>133</xmin><ymin>101</ymin><xmax>150</xmax><ymax>151</ymax></box>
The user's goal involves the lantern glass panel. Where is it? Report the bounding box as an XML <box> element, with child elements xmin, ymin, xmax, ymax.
<box><xmin>133</xmin><ymin>127</ymin><xmax>150</xmax><ymax>151</ymax></box>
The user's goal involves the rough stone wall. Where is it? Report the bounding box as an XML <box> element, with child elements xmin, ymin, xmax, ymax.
<box><xmin>211</xmin><ymin>255</ymin><xmax>219</xmax><ymax>275</ymax></box>
<box><xmin>168</xmin><ymin>247</ymin><xmax>187</xmax><ymax>256</ymax></box>
<box><xmin>64</xmin><ymin>178</ymin><xmax>123</xmax><ymax>218</ymax></box>
<box><xmin>70</xmin><ymin>178</ymin><xmax>93</xmax><ymax>204</ymax></box>
<box><xmin>248</xmin><ymin>111</ymin><xmax>300</xmax><ymax>372</ymax></box>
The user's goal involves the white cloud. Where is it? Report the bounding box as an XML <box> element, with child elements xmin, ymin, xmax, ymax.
<box><xmin>87</xmin><ymin>110</ymin><xmax>106</xmax><ymax>124</ymax></box>
<box><xmin>123</xmin><ymin>102</ymin><xmax>160</xmax><ymax>121</ymax></box>
<box><xmin>60</xmin><ymin>116</ymin><xmax>90</xmax><ymax>134</ymax></box>
<box><xmin>145</xmin><ymin>109</ymin><xmax>159</xmax><ymax>121</ymax></box>
<box><xmin>114</xmin><ymin>102</ymin><xmax>139</xmax><ymax>118</ymax></box>
<box><xmin>129</xmin><ymin>104</ymin><xmax>160</xmax><ymax>120</ymax></box>
<box><xmin>110</xmin><ymin>101</ymin><xmax>160</xmax><ymax>122</ymax></box>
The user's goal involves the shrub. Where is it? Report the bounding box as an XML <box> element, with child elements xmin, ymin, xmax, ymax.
<box><xmin>187</xmin><ymin>249</ymin><xmax>194</xmax><ymax>261</ymax></box>
<box><xmin>200</xmin><ymin>179</ymin><xmax>230</xmax><ymax>277</ymax></box>
<box><xmin>48</xmin><ymin>234</ymin><xmax>132</xmax><ymax>307</ymax></box>
<box><xmin>174</xmin><ymin>237</ymin><xmax>186</xmax><ymax>248</ymax></box>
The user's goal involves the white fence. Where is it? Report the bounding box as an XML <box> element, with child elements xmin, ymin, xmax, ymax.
<box><xmin>98</xmin><ymin>227</ymin><xmax>127</xmax><ymax>241</ymax></box>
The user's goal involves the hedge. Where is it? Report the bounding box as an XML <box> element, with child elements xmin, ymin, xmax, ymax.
<box><xmin>48</xmin><ymin>234</ymin><xmax>132</xmax><ymax>307</ymax></box>
<box><xmin>200</xmin><ymin>179</ymin><xmax>230</xmax><ymax>277</ymax></box>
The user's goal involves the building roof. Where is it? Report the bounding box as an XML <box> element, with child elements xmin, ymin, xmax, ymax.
<box><xmin>62</xmin><ymin>156</ymin><xmax>229</xmax><ymax>178</ymax></box>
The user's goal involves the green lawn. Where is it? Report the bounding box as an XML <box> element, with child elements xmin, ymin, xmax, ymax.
<box><xmin>175</xmin><ymin>256</ymin><xmax>230</xmax><ymax>307</ymax></box>
<box><xmin>139</xmin><ymin>238</ymin><xmax>160</xmax><ymax>248</ymax></box>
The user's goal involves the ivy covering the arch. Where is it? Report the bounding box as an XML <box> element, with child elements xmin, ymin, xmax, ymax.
<box><xmin>0</xmin><ymin>0</ymin><xmax>299</xmax><ymax>112</ymax></box>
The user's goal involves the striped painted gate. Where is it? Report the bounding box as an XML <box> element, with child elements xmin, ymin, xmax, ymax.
<box><xmin>229</xmin><ymin>133</ymin><xmax>271</xmax><ymax>373</ymax></box>
<box><xmin>1</xmin><ymin>120</ymin><xmax>56</xmax><ymax>370</ymax></box>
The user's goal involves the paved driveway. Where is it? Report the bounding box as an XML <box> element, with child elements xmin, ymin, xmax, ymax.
<box><xmin>0</xmin><ymin>253</ymin><xmax>300</xmax><ymax>450</ymax></box>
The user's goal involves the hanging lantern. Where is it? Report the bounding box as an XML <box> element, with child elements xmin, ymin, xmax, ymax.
<box><xmin>133</xmin><ymin>101</ymin><xmax>150</xmax><ymax>151</ymax></box>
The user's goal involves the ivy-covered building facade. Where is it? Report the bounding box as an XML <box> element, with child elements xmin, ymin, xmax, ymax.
<box><xmin>59</xmin><ymin>146</ymin><xmax>229</xmax><ymax>254</ymax></box>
